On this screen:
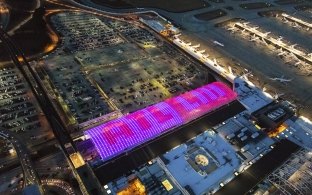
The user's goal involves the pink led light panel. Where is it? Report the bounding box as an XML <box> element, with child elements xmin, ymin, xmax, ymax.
<box><xmin>85</xmin><ymin>82</ymin><xmax>236</xmax><ymax>160</ymax></box>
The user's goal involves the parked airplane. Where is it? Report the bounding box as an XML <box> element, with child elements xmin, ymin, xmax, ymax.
<box><xmin>290</xmin><ymin>44</ymin><xmax>297</xmax><ymax>49</ymax></box>
<box><xmin>249</xmin><ymin>35</ymin><xmax>259</xmax><ymax>42</ymax></box>
<box><xmin>293</xmin><ymin>23</ymin><xmax>301</xmax><ymax>29</ymax></box>
<box><xmin>250</xmin><ymin>26</ymin><xmax>259</xmax><ymax>31</ymax></box>
<box><xmin>278</xmin><ymin>51</ymin><xmax>287</xmax><ymax>56</ymax></box>
<box><xmin>192</xmin><ymin>44</ymin><xmax>200</xmax><ymax>48</ymax></box>
<box><xmin>228</xmin><ymin>66</ymin><xmax>233</xmax><ymax>75</ymax></box>
<box><xmin>289</xmin><ymin>52</ymin><xmax>299</xmax><ymax>60</ymax></box>
<box><xmin>294</xmin><ymin>61</ymin><xmax>301</xmax><ymax>66</ymax></box>
<box><xmin>175</xmin><ymin>33</ymin><xmax>181</xmax><ymax>37</ymax></box>
<box><xmin>273</xmin><ymin>92</ymin><xmax>285</xmax><ymax>99</ymax></box>
<box><xmin>227</xmin><ymin>25</ymin><xmax>235</xmax><ymax>31</ymax></box>
<box><xmin>263</xmin><ymin>32</ymin><xmax>271</xmax><ymax>36</ymax></box>
<box><xmin>198</xmin><ymin>49</ymin><xmax>206</xmax><ymax>54</ymax></box>
<box><xmin>213</xmin><ymin>58</ymin><xmax>219</xmax><ymax>65</ymax></box>
<box><xmin>261</xmin><ymin>38</ymin><xmax>268</xmax><ymax>45</ymax></box>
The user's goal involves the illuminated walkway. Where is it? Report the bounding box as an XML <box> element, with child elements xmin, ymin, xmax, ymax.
<box><xmin>85</xmin><ymin>82</ymin><xmax>237</xmax><ymax>160</ymax></box>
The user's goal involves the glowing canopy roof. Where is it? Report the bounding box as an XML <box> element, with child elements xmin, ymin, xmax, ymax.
<box><xmin>85</xmin><ymin>82</ymin><xmax>237</xmax><ymax>160</ymax></box>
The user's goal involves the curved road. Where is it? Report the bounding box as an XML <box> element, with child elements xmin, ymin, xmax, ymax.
<box><xmin>0</xmin><ymin>129</ymin><xmax>41</xmax><ymax>188</ymax></box>
<box><xmin>42</xmin><ymin>179</ymin><xmax>75</xmax><ymax>195</ymax></box>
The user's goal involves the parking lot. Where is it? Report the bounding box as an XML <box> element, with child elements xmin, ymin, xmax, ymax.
<box><xmin>0</xmin><ymin>63</ymin><xmax>53</xmax><ymax>146</ymax></box>
<box><xmin>40</xmin><ymin>11</ymin><xmax>210</xmax><ymax>123</ymax></box>
<box><xmin>43</xmin><ymin>55</ymin><xmax>114</xmax><ymax>124</ymax></box>
<box><xmin>51</xmin><ymin>12</ymin><xmax>124</xmax><ymax>53</ymax></box>
<box><xmin>90</xmin><ymin>42</ymin><xmax>208</xmax><ymax>113</ymax></box>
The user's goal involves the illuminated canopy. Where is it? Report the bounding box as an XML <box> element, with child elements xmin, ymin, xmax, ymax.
<box><xmin>85</xmin><ymin>82</ymin><xmax>237</xmax><ymax>160</ymax></box>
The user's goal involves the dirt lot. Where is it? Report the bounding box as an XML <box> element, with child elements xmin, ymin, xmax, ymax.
<box><xmin>195</xmin><ymin>9</ymin><xmax>227</xmax><ymax>21</ymax></box>
<box><xmin>90</xmin><ymin>0</ymin><xmax>210</xmax><ymax>12</ymax></box>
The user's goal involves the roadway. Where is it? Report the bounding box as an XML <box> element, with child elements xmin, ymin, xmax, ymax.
<box><xmin>0</xmin><ymin>26</ymin><xmax>92</xmax><ymax>194</ymax></box>
<box><xmin>42</xmin><ymin>179</ymin><xmax>75</xmax><ymax>195</ymax></box>
<box><xmin>0</xmin><ymin>128</ymin><xmax>41</xmax><ymax>188</ymax></box>
<box><xmin>0</xmin><ymin>138</ymin><xmax>59</xmax><ymax>174</ymax></box>
<box><xmin>0</xmin><ymin>25</ymin><xmax>76</xmax><ymax>154</ymax></box>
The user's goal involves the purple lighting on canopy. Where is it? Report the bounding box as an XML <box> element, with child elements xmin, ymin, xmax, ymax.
<box><xmin>85</xmin><ymin>82</ymin><xmax>237</xmax><ymax>160</ymax></box>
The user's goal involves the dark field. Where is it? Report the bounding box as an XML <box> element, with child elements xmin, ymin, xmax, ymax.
<box><xmin>195</xmin><ymin>9</ymin><xmax>227</xmax><ymax>21</ymax></box>
<box><xmin>275</xmin><ymin>0</ymin><xmax>305</xmax><ymax>5</ymax></box>
<box><xmin>90</xmin><ymin>0</ymin><xmax>210</xmax><ymax>12</ymax></box>
<box><xmin>208</xmin><ymin>0</ymin><xmax>225</xmax><ymax>3</ymax></box>
<box><xmin>240</xmin><ymin>2</ymin><xmax>274</xmax><ymax>9</ymax></box>
<box><xmin>294</xmin><ymin>5</ymin><xmax>312</xmax><ymax>10</ymax></box>
<box><xmin>9</xmin><ymin>8</ymin><xmax>53</xmax><ymax>58</ymax></box>
<box><xmin>4</xmin><ymin>0</ymin><xmax>38</xmax><ymax>12</ymax></box>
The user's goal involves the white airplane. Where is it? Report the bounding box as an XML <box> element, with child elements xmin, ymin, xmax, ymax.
<box><xmin>198</xmin><ymin>49</ymin><xmax>206</xmax><ymax>54</ymax></box>
<box><xmin>213</xmin><ymin>40</ymin><xmax>224</xmax><ymax>47</ymax></box>
<box><xmin>192</xmin><ymin>44</ymin><xmax>200</xmax><ymax>48</ymax></box>
<box><xmin>228</xmin><ymin>66</ymin><xmax>233</xmax><ymax>75</ymax></box>
<box><xmin>175</xmin><ymin>33</ymin><xmax>181</xmax><ymax>38</ymax></box>
<box><xmin>261</xmin><ymin>38</ymin><xmax>268</xmax><ymax>45</ymax></box>
<box><xmin>213</xmin><ymin>58</ymin><xmax>219</xmax><ymax>65</ymax></box>
<box><xmin>273</xmin><ymin>92</ymin><xmax>285</xmax><ymax>99</ymax></box>
<box><xmin>227</xmin><ymin>28</ymin><xmax>235</xmax><ymax>33</ymax></box>
<box><xmin>294</xmin><ymin>61</ymin><xmax>301</xmax><ymax>66</ymax></box>
<box><xmin>270</xmin><ymin>75</ymin><xmax>293</xmax><ymax>83</ymax></box>
<box><xmin>263</xmin><ymin>32</ymin><xmax>271</xmax><ymax>36</ymax></box>
<box><xmin>290</xmin><ymin>44</ymin><xmax>297</xmax><ymax>49</ymax></box>
<box><xmin>227</xmin><ymin>25</ymin><xmax>236</xmax><ymax>31</ymax></box>
<box><xmin>277</xmin><ymin>36</ymin><xmax>283</xmax><ymax>42</ymax></box>
<box><xmin>242</xmin><ymin>22</ymin><xmax>250</xmax><ymax>26</ymax></box>
<box><xmin>202</xmin><ymin>54</ymin><xmax>209</xmax><ymax>58</ymax></box>
<box><xmin>186</xmin><ymin>42</ymin><xmax>192</xmax><ymax>46</ymax></box>
<box><xmin>240</xmin><ymin>71</ymin><xmax>253</xmax><ymax>81</ymax></box>
<box><xmin>293</xmin><ymin>23</ymin><xmax>300</xmax><ymax>28</ymax></box>
<box><xmin>249</xmin><ymin>35</ymin><xmax>259</xmax><ymax>42</ymax></box>
<box><xmin>251</xmin><ymin>26</ymin><xmax>259</xmax><ymax>31</ymax></box>
<box><xmin>282</xmin><ymin>17</ymin><xmax>288</xmax><ymax>22</ymax></box>
<box><xmin>289</xmin><ymin>52</ymin><xmax>299</xmax><ymax>60</ymax></box>
<box><xmin>278</xmin><ymin>51</ymin><xmax>287</xmax><ymax>56</ymax></box>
